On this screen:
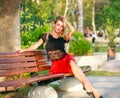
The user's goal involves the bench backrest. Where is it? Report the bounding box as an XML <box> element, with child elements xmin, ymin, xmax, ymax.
<box><xmin>0</xmin><ymin>50</ymin><xmax>50</xmax><ymax>77</ymax></box>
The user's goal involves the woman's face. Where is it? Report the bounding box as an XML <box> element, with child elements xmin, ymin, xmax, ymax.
<box><xmin>54</xmin><ymin>20</ymin><xmax>64</xmax><ymax>34</ymax></box>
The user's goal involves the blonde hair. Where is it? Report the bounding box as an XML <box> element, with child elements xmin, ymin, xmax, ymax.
<box><xmin>51</xmin><ymin>16</ymin><xmax>66</xmax><ymax>37</ymax></box>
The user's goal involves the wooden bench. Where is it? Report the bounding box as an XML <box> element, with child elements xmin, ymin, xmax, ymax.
<box><xmin>0</xmin><ymin>50</ymin><xmax>91</xmax><ymax>93</ymax></box>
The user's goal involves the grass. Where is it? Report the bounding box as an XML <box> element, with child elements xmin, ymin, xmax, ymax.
<box><xmin>92</xmin><ymin>43</ymin><xmax>120</xmax><ymax>52</ymax></box>
<box><xmin>0</xmin><ymin>85</ymin><xmax>31</xmax><ymax>98</ymax></box>
<box><xmin>86</xmin><ymin>71</ymin><xmax>120</xmax><ymax>76</ymax></box>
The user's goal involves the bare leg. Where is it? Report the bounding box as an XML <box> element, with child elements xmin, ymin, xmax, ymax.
<box><xmin>70</xmin><ymin>60</ymin><xmax>101</xmax><ymax>98</ymax></box>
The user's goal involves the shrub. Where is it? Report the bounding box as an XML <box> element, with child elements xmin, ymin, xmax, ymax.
<box><xmin>21</xmin><ymin>24</ymin><xmax>51</xmax><ymax>49</ymax></box>
<box><xmin>69</xmin><ymin>31</ymin><xmax>92</xmax><ymax>56</ymax></box>
<box><xmin>21</xmin><ymin>27</ymin><xmax>92</xmax><ymax>56</ymax></box>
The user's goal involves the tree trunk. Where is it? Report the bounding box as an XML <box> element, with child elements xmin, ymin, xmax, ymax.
<box><xmin>107</xmin><ymin>44</ymin><xmax>116</xmax><ymax>61</ymax></box>
<box><xmin>0</xmin><ymin>0</ymin><xmax>21</xmax><ymax>52</ymax></box>
<box><xmin>56</xmin><ymin>0</ymin><xmax>59</xmax><ymax>16</ymax></box>
<box><xmin>76</xmin><ymin>0</ymin><xmax>83</xmax><ymax>33</ymax></box>
<box><xmin>92</xmin><ymin>0</ymin><xmax>96</xmax><ymax>34</ymax></box>
<box><xmin>64</xmin><ymin>0</ymin><xmax>69</xmax><ymax>17</ymax></box>
<box><xmin>0</xmin><ymin>0</ymin><xmax>21</xmax><ymax>83</ymax></box>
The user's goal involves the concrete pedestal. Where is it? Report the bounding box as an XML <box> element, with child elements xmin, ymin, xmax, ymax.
<box><xmin>27</xmin><ymin>85</ymin><xmax>58</xmax><ymax>98</ymax></box>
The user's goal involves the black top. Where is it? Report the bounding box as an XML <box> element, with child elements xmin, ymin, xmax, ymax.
<box><xmin>40</xmin><ymin>33</ymin><xmax>68</xmax><ymax>53</ymax></box>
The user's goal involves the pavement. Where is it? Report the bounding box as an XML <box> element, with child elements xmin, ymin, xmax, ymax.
<box><xmin>88</xmin><ymin>76</ymin><xmax>120</xmax><ymax>98</ymax></box>
<box><xmin>57</xmin><ymin>76</ymin><xmax>120</xmax><ymax>98</ymax></box>
<box><xmin>74</xmin><ymin>52</ymin><xmax>120</xmax><ymax>71</ymax></box>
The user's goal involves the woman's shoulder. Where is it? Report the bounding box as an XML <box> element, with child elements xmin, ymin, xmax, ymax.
<box><xmin>39</xmin><ymin>33</ymin><xmax>50</xmax><ymax>41</ymax></box>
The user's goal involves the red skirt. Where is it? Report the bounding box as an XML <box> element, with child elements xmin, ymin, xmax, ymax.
<box><xmin>50</xmin><ymin>54</ymin><xmax>76</xmax><ymax>75</ymax></box>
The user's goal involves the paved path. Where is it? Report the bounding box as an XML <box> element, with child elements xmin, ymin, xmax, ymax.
<box><xmin>88</xmin><ymin>76</ymin><xmax>120</xmax><ymax>98</ymax></box>
<box><xmin>57</xmin><ymin>76</ymin><xmax>120</xmax><ymax>98</ymax></box>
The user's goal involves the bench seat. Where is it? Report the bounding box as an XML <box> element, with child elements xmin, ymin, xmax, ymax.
<box><xmin>0</xmin><ymin>50</ymin><xmax>91</xmax><ymax>93</ymax></box>
<box><xmin>0</xmin><ymin>50</ymin><xmax>73</xmax><ymax>92</ymax></box>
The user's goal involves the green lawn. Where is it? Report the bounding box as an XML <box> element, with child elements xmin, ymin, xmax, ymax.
<box><xmin>86</xmin><ymin>71</ymin><xmax>120</xmax><ymax>76</ymax></box>
<box><xmin>92</xmin><ymin>44</ymin><xmax>120</xmax><ymax>52</ymax></box>
<box><xmin>0</xmin><ymin>85</ymin><xmax>31</xmax><ymax>98</ymax></box>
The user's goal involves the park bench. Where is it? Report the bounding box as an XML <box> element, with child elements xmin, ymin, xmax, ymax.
<box><xmin>0</xmin><ymin>50</ymin><xmax>91</xmax><ymax>93</ymax></box>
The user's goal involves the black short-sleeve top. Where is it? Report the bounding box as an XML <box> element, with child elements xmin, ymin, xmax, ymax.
<box><xmin>40</xmin><ymin>33</ymin><xmax>68</xmax><ymax>54</ymax></box>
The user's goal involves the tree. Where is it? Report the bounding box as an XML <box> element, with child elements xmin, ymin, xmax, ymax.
<box><xmin>103</xmin><ymin>0</ymin><xmax>120</xmax><ymax>60</ymax></box>
<box><xmin>83</xmin><ymin>0</ymin><xmax>93</xmax><ymax>29</ymax></box>
<box><xmin>0</xmin><ymin>0</ymin><xmax>21</xmax><ymax>52</ymax></box>
<box><xmin>76</xmin><ymin>0</ymin><xmax>83</xmax><ymax>33</ymax></box>
<box><xmin>64</xmin><ymin>0</ymin><xmax>69</xmax><ymax>17</ymax></box>
<box><xmin>92</xmin><ymin>0</ymin><xmax>96</xmax><ymax>34</ymax></box>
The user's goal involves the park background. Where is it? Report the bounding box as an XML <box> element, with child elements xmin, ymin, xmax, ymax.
<box><xmin>0</xmin><ymin>0</ymin><xmax>120</xmax><ymax>98</ymax></box>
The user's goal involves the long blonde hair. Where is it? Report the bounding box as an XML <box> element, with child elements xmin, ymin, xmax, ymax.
<box><xmin>51</xmin><ymin>16</ymin><xmax>66</xmax><ymax>37</ymax></box>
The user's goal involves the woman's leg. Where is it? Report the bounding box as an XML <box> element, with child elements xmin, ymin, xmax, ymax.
<box><xmin>70</xmin><ymin>60</ymin><xmax>101</xmax><ymax>98</ymax></box>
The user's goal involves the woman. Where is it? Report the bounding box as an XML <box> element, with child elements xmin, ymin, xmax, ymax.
<box><xmin>17</xmin><ymin>16</ymin><xmax>102</xmax><ymax>98</ymax></box>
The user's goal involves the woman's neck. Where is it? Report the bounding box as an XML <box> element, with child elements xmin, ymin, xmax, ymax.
<box><xmin>52</xmin><ymin>32</ymin><xmax>60</xmax><ymax>38</ymax></box>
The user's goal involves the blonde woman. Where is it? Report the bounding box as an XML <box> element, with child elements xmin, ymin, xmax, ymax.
<box><xmin>17</xmin><ymin>16</ymin><xmax>102</xmax><ymax>98</ymax></box>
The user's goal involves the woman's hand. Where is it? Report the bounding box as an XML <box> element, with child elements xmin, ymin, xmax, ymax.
<box><xmin>64</xmin><ymin>18</ymin><xmax>75</xmax><ymax>38</ymax></box>
<box><xmin>63</xmin><ymin>34</ymin><xmax>71</xmax><ymax>41</ymax></box>
<box><xmin>16</xmin><ymin>49</ymin><xmax>24</xmax><ymax>53</ymax></box>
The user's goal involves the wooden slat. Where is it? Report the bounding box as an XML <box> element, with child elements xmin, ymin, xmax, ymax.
<box><xmin>0</xmin><ymin>74</ymin><xmax>65</xmax><ymax>88</ymax></box>
<box><xmin>0</xmin><ymin>60</ymin><xmax>50</xmax><ymax>70</ymax></box>
<box><xmin>0</xmin><ymin>50</ymin><xmax>46</xmax><ymax>57</ymax></box>
<box><xmin>0</xmin><ymin>65</ymin><xmax>50</xmax><ymax>77</ymax></box>
<box><xmin>0</xmin><ymin>62</ymin><xmax>36</xmax><ymax>70</ymax></box>
<box><xmin>0</xmin><ymin>57</ymin><xmax>36</xmax><ymax>64</ymax></box>
<box><xmin>36</xmin><ymin>60</ymin><xmax>50</xmax><ymax>66</ymax></box>
<box><xmin>35</xmin><ymin>55</ymin><xmax>48</xmax><ymax>61</ymax></box>
<box><xmin>0</xmin><ymin>73</ymin><xmax>72</xmax><ymax>88</ymax></box>
<box><xmin>0</xmin><ymin>54</ymin><xmax>47</xmax><ymax>64</ymax></box>
<box><xmin>37</xmin><ymin>65</ymin><xmax>50</xmax><ymax>71</ymax></box>
<box><xmin>0</xmin><ymin>67</ymin><xmax>37</xmax><ymax>76</ymax></box>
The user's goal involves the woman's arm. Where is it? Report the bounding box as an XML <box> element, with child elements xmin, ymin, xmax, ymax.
<box><xmin>66</xmin><ymin>20</ymin><xmax>75</xmax><ymax>38</ymax></box>
<box><xmin>17</xmin><ymin>38</ymin><xmax>44</xmax><ymax>53</ymax></box>
<box><xmin>64</xmin><ymin>20</ymin><xmax>75</xmax><ymax>40</ymax></box>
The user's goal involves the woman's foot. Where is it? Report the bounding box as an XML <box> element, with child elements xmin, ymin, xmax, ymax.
<box><xmin>86</xmin><ymin>91</ymin><xmax>103</xmax><ymax>98</ymax></box>
<box><xmin>99</xmin><ymin>96</ymin><xmax>103</xmax><ymax>98</ymax></box>
<box><xmin>91</xmin><ymin>88</ymin><xmax>102</xmax><ymax>98</ymax></box>
<box><xmin>85</xmin><ymin>86</ymin><xmax>101</xmax><ymax>98</ymax></box>
<box><xmin>79</xmin><ymin>81</ymin><xmax>103</xmax><ymax>98</ymax></box>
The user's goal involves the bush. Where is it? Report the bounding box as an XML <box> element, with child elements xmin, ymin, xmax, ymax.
<box><xmin>21</xmin><ymin>27</ymin><xmax>92</xmax><ymax>56</ymax></box>
<box><xmin>21</xmin><ymin>24</ymin><xmax>51</xmax><ymax>49</ymax></box>
<box><xmin>69</xmin><ymin>31</ymin><xmax>92</xmax><ymax>56</ymax></box>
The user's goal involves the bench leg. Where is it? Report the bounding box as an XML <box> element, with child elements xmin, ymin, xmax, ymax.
<box><xmin>58</xmin><ymin>77</ymin><xmax>84</xmax><ymax>91</ymax></box>
<box><xmin>27</xmin><ymin>85</ymin><xmax>58</xmax><ymax>98</ymax></box>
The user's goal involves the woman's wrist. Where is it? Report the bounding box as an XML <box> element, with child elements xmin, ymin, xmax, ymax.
<box><xmin>65</xmin><ymin>20</ymin><xmax>75</xmax><ymax>32</ymax></box>
<box><xmin>17</xmin><ymin>49</ymin><xmax>24</xmax><ymax>53</ymax></box>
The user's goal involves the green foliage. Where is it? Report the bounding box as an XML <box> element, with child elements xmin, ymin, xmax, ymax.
<box><xmin>69</xmin><ymin>31</ymin><xmax>92</xmax><ymax>55</ymax></box>
<box><xmin>95</xmin><ymin>1</ymin><xmax>107</xmax><ymax>30</ymax></box>
<box><xmin>103</xmin><ymin>0</ymin><xmax>120</xmax><ymax>28</ymax></box>
<box><xmin>20</xmin><ymin>0</ymin><xmax>56</xmax><ymax>34</ymax></box>
<box><xmin>20</xmin><ymin>8</ymin><xmax>35</xmax><ymax>32</ymax></box>
<box><xmin>93</xmin><ymin>43</ymin><xmax>101</xmax><ymax>52</ymax></box>
<box><xmin>21</xmin><ymin>24</ymin><xmax>51</xmax><ymax>49</ymax></box>
<box><xmin>83</xmin><ymin>0</ymin><xmax>93</xmax><ymax>28</ymax></box>
<box><xmin>106</xmin><ymin>19</ymin><xmax>115</xmax><ymax>46</ymax></box>
<box><xmin>103</xmin><ymin>0</ymin><xmax>120</xmax><ymax>45</ymax></box>
<box><xmin>95</xmin><ymin>0</ymin><xmax>120</xmax><ymax>35</ymax></box>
